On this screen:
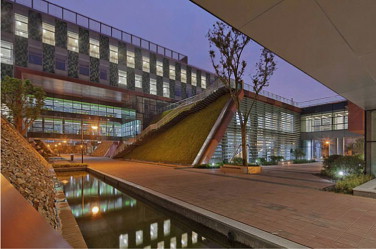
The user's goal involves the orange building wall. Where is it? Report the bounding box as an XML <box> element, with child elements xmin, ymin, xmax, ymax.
<box><xmin>348</xmin><ymin>101</ymin><xmax>364</xmax><ymax>135</ymax></box>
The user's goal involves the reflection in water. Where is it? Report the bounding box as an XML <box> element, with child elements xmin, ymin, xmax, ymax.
<box><xmin>58</xmin><ymin>172</ymin><xmax>243</xmax><ymax>248</ymax></box>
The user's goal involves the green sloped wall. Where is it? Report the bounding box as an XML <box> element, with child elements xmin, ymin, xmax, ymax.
<box><xmin>124</xmin><ymin>94</ymin><xmax>229</xmax><ymax>164</ymax></box>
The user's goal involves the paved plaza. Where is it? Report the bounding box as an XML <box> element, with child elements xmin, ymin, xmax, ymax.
<box><xmin>80</xmin><ymin>157</ymin><xmax>376</xmax><ymax>248</ymax></box>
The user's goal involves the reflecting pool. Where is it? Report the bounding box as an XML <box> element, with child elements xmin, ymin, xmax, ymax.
<box><xmin>57</xmin><ymin>172</ymin><xmax>245</xmax><ymax>248</ymax></box>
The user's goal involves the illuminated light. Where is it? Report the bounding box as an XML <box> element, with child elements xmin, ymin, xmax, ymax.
<box><xmin>136</xmin><ymin>230</ymin><xmax>143</xmax><ymax>246</ymax></box>
<box><xmin>192</xmin><ymin>232</ymin><xmax>198</xmax><ymax>244</ymax></box>
<box><xmin>63</xmin><ymin>140</ymin><xmax>67</xmax><ymax>143</ymax></box>
<box><xmin>119</xmin><ymin>234</ymin><xmax>128</xmax><ymax>249</ymax></box>
<box><xmin>75</xmin><ymin>39</ymin><xmax>78</xmax><ymax>43</ymax></box>
<box><xmin>17</xmin><ymin>21</ymin><xmax>21</xmax><ymax>26</ymax></box>
<box><xmin>144</xmin><ymin>246</ymin><xmax>151</xmax><ymax>249</ymax></box>
<box><xmin>55</xmin><ymin>144</ymin><xmax>58</xmax><ymax>147</ymax></box>
<box><xmin>47</xmin><ymin>144</ymin><xmax>50</xmax><ymax>147</ymax></box>
<box><xmin>43</xmin><ymin>29</ymin><xmax>46</xmax><ymax>33</ymax></box>
<box><xmin>58</xmin><ymin>143</ymin><xmax>61</xmax><ymax>145</ymax></box>
<box><xmin>338</xmin><ymin>171</ymin><xmax>344</xmax><ymax>177</ymax></box>
<box><xmin>170</xmin><ymin>237</ymin><xmax>176</xmax><ymax>249</ymax></box>
<box><xmin>91</xmin><ymin>206</ymin><xmax>99</xmax><ymax>214</ymax></box>
<box><xmin>157</xmin><ymin>241</ymin><xmax>164</xmax><ymax>249</ymax></box>
<box><xmin>92</xmin><ymin>125</ymin><xmax>98</xmax><ymax>130</ymax></box>
<box><xmin>325</xmin><ymin>141</ymin><xmax>330</xmax><ymax>145</ymax></box>
<box><xmin>150</xmin><ymin>222</ymin><xmax>158</xmax><ymax>240</ymax></box>
<box><xmin>163</xmin><ymin>219</ymin><xmax>170</xmax><ymax>236</ymax></box>
<box><xmin>181</xmin><ymin>233</ymin><xmax>188</xmax><ymax>248</ymax></box>
<box><xmin>61</xmin><ymin>180</ymin><xmax>69</xmax><ymax>184</ymax></box>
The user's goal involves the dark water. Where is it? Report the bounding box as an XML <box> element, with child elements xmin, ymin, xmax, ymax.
<box><xmin>57</xmin><ymin>172</ymin><xmax>246</xmax><ymax>249</ymax></box>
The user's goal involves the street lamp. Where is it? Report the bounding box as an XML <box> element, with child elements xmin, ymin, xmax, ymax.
<box><xmin>325</xmin><ymin>140</ymin><xmax>330</xmax><ymax>156</ymax></box>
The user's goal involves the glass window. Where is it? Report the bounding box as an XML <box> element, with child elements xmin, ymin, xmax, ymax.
<box><xmin>1</xmin><ymin>41</ymin><xmax>13</xmax><ymax>65</ymax></box>
<box><xmin>135</xmin><ymin>74</ymin><xmax>142</xmax><ymax>88</ymax></box>
<box><xmin>181</xmin><ymin>67</ymin><xmax>187</xmax><ymax>83</ymax></box>
<box><xmin>109</xmin><ymin>45</ymin><xmax>118</xmax><ymax>64</ymax></box>
<box><xmin>15</xmin><ymin>14</ymin><xmax>28</xmax><ymax>38</ymax></box>
<box><xmin>67</xmin><ymin>31</ymin><xmax>78</xmax><ymax>52</ymax></box>
<box><xmin>55</xmin><ymin>58</ymin><xmax>66</xmax><ymax>71</ymax></box>
<box><xmin>127</xmin><ymin>48</ymin><xmax>135</xmax><ymax>68</ymax></box>
<box><xmin>142</xmin><ymin>55</ymin><xmax>150</xmax><ymax>72</ymax></box>
<box><xmin>191</xmin><ymin>70</ymin><xmax>197</xmax><ymax>86</ymax></box>
<box><xmin>89</xmin><ymin>38</ymin><xmax>99</xmax><ymax>58</ymax></box>
<box><xmin>42</xmin><ymin>22</ymin><xmax>55</xmax><ymax>45</ymax></box>
<box><xmin>150</xmin><ymin>78</ymin><xmax>157</xmax><ymax>95</ymax></box>
<box><xmin>29</xmin><ymin>52</ymin><xmax>42</xmax><ymax>65</ymax></box>
<box><xmin>79</xmin><ymin>63</ymin><xmax>89</xmax><ymax>76</ymax></box>
<box><xmin>169</xmin><ymin>64</ymin><xmax>175</xmax><ymax>80</ymax></box>
<box><xmin>163</xmin><ymin>81</ymin><xmax>170</xmax><ymax>98</ymax></box>
<box><xmin>100</xmin><ymin>69</ymin><xmax>107</xmax><ymax>80</ymax></box>
<box><xmin>118</xmin><ymin>70</ymin><xmax>127</xmax><ymax>87</ymax></box>
<box><xmin>202</xmin><ymin>75</ymin><xmax>208</xmax><ymax>89</ymax></box>
<box><xmin>156</xmin><ymin>59</ymin><xmax>163</xmax><ymax>76</ymax></box>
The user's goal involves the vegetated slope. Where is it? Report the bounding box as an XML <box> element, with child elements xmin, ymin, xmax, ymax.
<box><xmin>91</xmin><ymin>141</ymin><xmax>113</xmax><ymax>157</ymax></box>
<box><xmin>124</xmin><ymin>94</ymin><xmax>229</xmax><ymax>164</ymax></box>
<box><xmin>1</xmin><ymin>118</ymin><xmax>60</xmax><ymax>229</ymax></box>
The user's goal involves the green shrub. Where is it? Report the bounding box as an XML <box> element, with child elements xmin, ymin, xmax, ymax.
<box><xmin>335</xmin><ymin>174</ymin><xmax>374</xmax><ymax>194</ymax></box>
<box><xmin>232</xmin><ymin>157</ymin><xmax>244</xmax><ymax>165</ymax></box>
<box><xmin>322</xmin><ymin>155</ymin><xmax>365</xmax><ymax>179</ymax></box>
<box><xmin>194</xmin><ymin>163</ymin><xmax>222</xmax><ymax>169</ymax></box>
<box><xmin>270</xmin><ymin>156</ymin><xmax>284</xmax><ymax>164</ymax></box>
<box><xmin>293</xmin><ymin>159</ymin><xmax>316</xmax><ymax>164</ymax></box>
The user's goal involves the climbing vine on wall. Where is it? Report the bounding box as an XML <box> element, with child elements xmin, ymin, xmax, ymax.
<box><xmin>142</xmin><ymin>72</ymin><xmax>150</xmax><ymax>94</ymax></box>
<box><xmin>1</xmin><ymin>64</ymin><xmax>13</xmax><ymax>80</ymax></box>
<box><xmin>68</xmin><ymin>51</ymin><xmax>79</xmax><ymax>78</ymax></box>
<box><xmin>43</xmin><ymin>44</ymin><xmax>55</xmax><ymax>73</ymax></box>
<box><xmin>118</xmin><ymin>42</ymin><xmax>127</xmax><ymax>66</ymax></box>
<box><xmin>109</xmin><ymin>62</ymin><xmax>118</xmax><ymax>87</ymax></box>
<box><xmin>127</xmin><ymin>68</ymin><xmax>135</xmax><ymax>90</ymax></box>
<box><xmin>175</xmin><ymin>62</ymin><xmax>181</xmax><ymax>82</ymax></box>
<box><xmin>163</xmin><ymin>58</ymin><xmax>169</xmax><ymax>78</ymax></box>
<box><xmin>79</xmin><ymin>27</ymin><xmax>89</xmax><ymax>55</ymax></box>
<box><xmin>90</xmin><ymin>57</ymin><xmax>99</xmax><ymax>82</ymax></box>
<box><xmin>28</xmin><ymin>10</ymin><xmax>42</xmax><ymax>41</ymax></box>
<box><xmin>55</xmin><ymin>19</ymin><xmax>67</xmax><ymax>49</ymax></box>
<box><xmin>100</xmin><ymin>35</ymin><xmax>109</xmax><ymax>60</ymax></box>
<box><xmin>1</xmin><ymin>0</ymin><xmax>13</xmax><ymax>33</ymax></box>
<box><xmin>181</xmin><ymin>82</ymin><xmax>187</xmax><ymax>99</ymax></box>
<box><xmin>169</xmin><ymin>79</ymin><xmax>175</xmax><ymax>99</ymax></box>
<box><xmin>157</xmin><ymin>76</ymin><xmax>163</xmax><ymax>97</ymax></box>
<box><xmin>196</xmin><ymin>70</ymin><xmax>202</xmax><ymax>88</ymax></box>
<box><xmin>187</xmin><ymin>66</ymin><xmax>192</xmax><ymax>85</ymax></box>
<box><xmin>14</xmin><ymin>36</ymin><xmax>28</xmax><ymax>67</ymax></box>
<box><xmin>150</xmin><ymin>53</ymin><xmax>156</xmax><ymax>75</ymax></box>
<box><xmin>135</xmin><ymin>48</ymin><xmax>142</xmax><ymax>70</ymax></box>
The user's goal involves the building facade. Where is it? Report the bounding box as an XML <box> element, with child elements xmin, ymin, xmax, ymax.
<box><xmin>1</xmin><ymin>0</ymin><xmax>214</xmax><ymax>142</ymax></box>
<box><xmin>1</xmin><ymin>0</ymin><xmax>366</xmax><ymax>166</ymax></box>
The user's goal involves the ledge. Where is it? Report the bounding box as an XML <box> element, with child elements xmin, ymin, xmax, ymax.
<box><xmin>87</xmin><ymin>167</ymin><xmax>306</xmax><ymax>249</ymax></box>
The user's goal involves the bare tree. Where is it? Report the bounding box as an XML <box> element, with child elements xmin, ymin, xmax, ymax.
<box><xmin>208</xmin><ymin>22</ymin><xmax>276</xmax><ymax>165</ymax></box>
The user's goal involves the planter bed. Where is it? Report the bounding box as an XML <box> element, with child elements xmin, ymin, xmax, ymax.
<box><xmin>221</xmin><ymin>164</ymin><xmax>261</xmax><ymax>174</ymax></box>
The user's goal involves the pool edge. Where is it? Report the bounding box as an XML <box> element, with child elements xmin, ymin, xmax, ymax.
<box><xmin>87</xmin><ymin>167</ymin><xmax>307</xmax><ymax>249</ymax></box>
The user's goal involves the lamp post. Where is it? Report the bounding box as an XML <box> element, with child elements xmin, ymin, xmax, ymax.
<box><xmin>325</xmin><ymin>140</ymin><xmax>330</xmax><ymax>156</ymax></box>
<box><xmin>81</xmin><ymin>120</ymin><xmax>84</xmax><ymax>163</ymax></box>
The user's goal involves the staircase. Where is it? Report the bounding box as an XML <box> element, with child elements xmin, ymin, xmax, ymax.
<box><xmin>91</xmin><ymin>141</ymin><xmax>114</xmax><ymax>157</ymax></box>
<box><xmin>29</xmin><ymin>139</ymin><xmax>56</xmax><ymax>158</ymax></box>
<box><xmin>112</xmin><ymin>86</ymin><xmax>229</xmax><ymax>158</ymax></box>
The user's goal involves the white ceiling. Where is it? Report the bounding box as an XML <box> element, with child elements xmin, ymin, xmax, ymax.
<box><xmin>192</xmin><ymin>0</ymin><xmax>376</xmax><ymax>110</ymax></box>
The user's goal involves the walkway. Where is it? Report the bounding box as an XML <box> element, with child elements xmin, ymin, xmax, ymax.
<box><xmin>84</xmin><ymin>158</ymin><xmax>376</xmax><ymax>248</ymax></box>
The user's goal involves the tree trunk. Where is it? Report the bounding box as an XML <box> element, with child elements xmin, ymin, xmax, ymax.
<box><xmin>241</xmin><ymin>123</ymin><xmax>247</xmax><ymax>166</ymax></box>
<box><xmin>14</xmin><ymin>116</ymin><xmax>26</xmax><ymax>136</ymax></box>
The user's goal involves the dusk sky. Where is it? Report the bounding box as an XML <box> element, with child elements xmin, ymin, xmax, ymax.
<box><xmin>51</xmin><ymin>0</ymin><xmax>337</xmax><ymax>102</ymax></box>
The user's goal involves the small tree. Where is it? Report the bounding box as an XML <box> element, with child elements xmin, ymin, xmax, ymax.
<box><xmin>1</xmin><ymin>76</ymin><xmax>45</xmax><ymax>136</ymax></box>
<box><xmin>292</xmin><ymin>148</ymin><xmax>306</xmax><ymax>160</ymax></box>
<box><xmin>207</xmin><ymin>22</ymin><xmax>276</xmax><ymax>165</ymax></box>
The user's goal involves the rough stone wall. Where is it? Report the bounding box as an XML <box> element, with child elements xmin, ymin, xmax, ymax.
<box><xmin>1</xmin><ymin>118</ymin><xmax>60</xmax><ymax>230</ymax></box>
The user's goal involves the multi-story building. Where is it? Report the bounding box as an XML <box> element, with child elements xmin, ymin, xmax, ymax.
<box><xmin>1</xmin><ymin>0</ymin><xmax>214</xmax><ymax>142</ymax></box>
<box><xmin>1</xmin><ymin>0</ymin><xmax>365</xmax><ymax>163</ymax></box>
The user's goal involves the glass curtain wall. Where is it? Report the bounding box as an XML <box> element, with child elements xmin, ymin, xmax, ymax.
<box><xmin>211</xmin><ymin>98</ymin><xmax>300</xmax><ymax>163</ymax></box>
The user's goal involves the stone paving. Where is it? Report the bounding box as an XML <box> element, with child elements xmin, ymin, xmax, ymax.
<box><xmin>78</xmin><ymin>157</ymin><xmax>376</xmax><ymax>248</ymax></box>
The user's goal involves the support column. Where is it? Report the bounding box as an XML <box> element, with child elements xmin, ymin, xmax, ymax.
<box><xmin>366</xmin><ymin>110</ymin><xmax>376</xmax><ymax>176</ymax></box>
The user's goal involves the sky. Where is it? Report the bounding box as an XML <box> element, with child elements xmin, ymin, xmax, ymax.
<box><xmin>50</xmin><ymin>0</ymin><xmax>337</xmax><ymax>102</ymax></box>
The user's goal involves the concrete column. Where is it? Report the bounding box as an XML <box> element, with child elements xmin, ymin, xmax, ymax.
<box><xmin>336</xmin><ymin>137</ymin><xmax>344</xmax><ymax>156</ymax></box>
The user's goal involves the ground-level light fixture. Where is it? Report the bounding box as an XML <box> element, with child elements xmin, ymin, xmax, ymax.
<box><xmin>91</xmin><ymin>206</ymin><xmax>99</xmax><ymax>215</ymax></box>
<box><xmin>91</xmin><ymin>125</ymin><xmax>98</xmax><ymax>130</ymax></box>
<box><xmin>338</xmin><ymin>170</ymin><xmax>345</xmax><ymax>177</ymax></box>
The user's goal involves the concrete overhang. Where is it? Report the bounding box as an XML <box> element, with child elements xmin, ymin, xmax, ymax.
<box><xmin>191</xmin><ymin>0</ymin><xmax>376</xmax><ymax>110</ymax></box>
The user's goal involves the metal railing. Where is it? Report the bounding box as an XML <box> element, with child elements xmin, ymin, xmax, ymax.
<box><xmin>296</xmin><ymin>95</ymin><xmax>346</xmax><ymax>108</ymax></box>
<box><xmin>8</xmin><ymin>0</ymin><xmax>188</xmax><ymax>61</ymax></box>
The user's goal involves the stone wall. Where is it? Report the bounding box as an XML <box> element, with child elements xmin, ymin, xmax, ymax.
<box><xmin>1</xmin><ymin>118</ymin><xmax>60</xmax><ymax>230</ymax></box>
